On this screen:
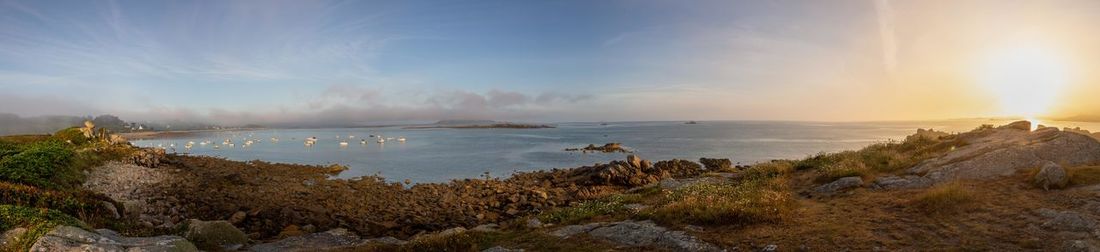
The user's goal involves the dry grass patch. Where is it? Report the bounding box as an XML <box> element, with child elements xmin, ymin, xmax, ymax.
<box><xmin>1068</xmin><ymin>166</ymin><xmax>1100</xmax><ymax>186</ymax></box>
<box><xmin>650</xmin><ymin>178</ymin><xmax>795</xmax><ymax>226</ymax></box>
<box><xmin>909</xmin><ymin>183</ymin><xmax>975</xmax><ymax>215</ymax></box>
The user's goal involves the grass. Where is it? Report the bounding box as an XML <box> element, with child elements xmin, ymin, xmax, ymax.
<box><xmin>538</xmin><ymin>192</ymin><xmax>646</xmax><ymax>224</ymax></box>
<box><xmin>347</xmin><ymin>230</ymin><xmax>614</xmax><ymax>252</ymax></box>
<box><xmin>1068</xmin><ymin>166</ymin><xmax>1100</xmax><ymax>186</ymax></box>
<box><xmin>0</xmin><ymin>181</ymin><xmax>118</xmax><ymax>224</ymax></box>
<box><xmin>0</xmin><ymin>204</ymin><xmax>89</xmax><ymax>251</ymax></box>
<box><xmin>909</xmin><ymin>183</ymin><xmax>975</xmax><ymax>215</ymax></box>
<box><xmin>791</xmin><ymin>133</ymin><xmax>960</xmax><ymax>183</ymax></box>
<box><xmin>649</xmin><ymin>177</ymin><xmax>795</xmax><ymax>226</ymax></box>
<box><xmin>816</xmin><ymin>156</ymin><xmax>870</xmax><ymax>183</ymax></box>
<box><xmin>741</xmin><ymin>161</ymin><xmax>794</xmax><ymax>180</ymax></box>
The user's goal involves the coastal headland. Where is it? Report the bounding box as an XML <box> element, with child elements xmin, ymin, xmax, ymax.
<box><xmin>4</xmin><ymin>121</ymin><xmax>1100</xmax><ymax>251</ymax></box>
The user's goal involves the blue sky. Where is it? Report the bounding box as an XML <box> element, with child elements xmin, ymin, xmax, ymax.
<box><xmin>3</xmin><ymin>0</ymin><xmax>1099</xmax><ymax>125</ymax></box>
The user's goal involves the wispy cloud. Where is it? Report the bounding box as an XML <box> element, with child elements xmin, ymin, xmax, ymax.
<box><xmin>875</xmin><ymin>0</ymin><xmax>897</xmax><ymax>75</ymax></box>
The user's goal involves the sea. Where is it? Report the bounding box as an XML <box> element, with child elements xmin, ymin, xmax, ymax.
<box><xmin>131</xmin><ymin>119</ymin><xmax>1100</xmax><ymax>184</ymax></box>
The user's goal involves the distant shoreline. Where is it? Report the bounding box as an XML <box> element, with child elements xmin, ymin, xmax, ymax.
<box><xmin>403</xmin><ymin>123</ymin><xmax>555</xmax><ymax>129</ymax></box>
<box><xmin>119</xmin><ymin>128</ymin><xmax>262</xmax><ymax>140</ymax></box>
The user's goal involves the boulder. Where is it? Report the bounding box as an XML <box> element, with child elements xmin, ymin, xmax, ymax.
<box><xmin>812</xmin><ymin>176</ymin><xmax>863</xmax><ymax>196</ymax></box>
<box><xmin>229</xmin><ymin>211</ymin><xmax>248</xmax><ymax>224</ymax></box>
<box><xmin>550</xmin><ymin>222</ymin><xmax>604</xmax><ymax>238</ymax></box>
<box><xmin>585</xmin><ymin>220</ymin><xmax>721</xmax><ymax>252</ymax></box>
<box><xmin>1</xmin><ymin>228</ymin><xmax>27</xmax><ymax>251</ymax></box>
<box><xmin>250</xmin><ymin>228</ymin><xmax>367</xmax><ymax>252</ymax></box>
<box><xmin>698</xmin><ymin>158</ymin><xmax>733</xmax><ymax>171</ymax></box>
<box><xmin>1000</xmin><ymin>120</ymin><xmax>1032</xmax><ymax>131</ymax></box>
<box><xmin>1038</xmin><ymin>209</ymin><xmax>1098</xmax><ymax>233</ymax></box>
<box><xmin>652</xmin><ymin>159</ymin><xmax>705</xmax><ymax>178</ymax></box>
<box><xmin>29</xmin><ymin>226</ymin><xmax>197</xmax><ymax>252</ymax></box>
<box><xmin>1034</xmin><ymin>161</ymin><xmax>1069</xmax><ymax>190</ymax></box>
<box><xmin>872</xmin><ymin>175</ymin><xmax>933</xmax><ymax>190</ymax></box>
<box><xmin>627</xmin><ymin>155</ymin><xmax>643</xmax><ymax>169</ymax></box>
<box><xmin>183</xmin><ymin>219</ymin><xmax>249</xmax><ymax>251</ymax></box>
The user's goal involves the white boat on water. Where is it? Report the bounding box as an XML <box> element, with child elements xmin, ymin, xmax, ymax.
<box><xmin>339</xmin><ymin>141</ymin><xmax>349</xmax><ymax>147</ymax></box>
<box><xmin>377</xmin><ymin>138</ymin><xmax>385</xmax><ymax>143</ymax></box>
<box><xmin>397</xmin><ymin>137</ymin><xmax>406</xmax><ymax>142</ymax></box>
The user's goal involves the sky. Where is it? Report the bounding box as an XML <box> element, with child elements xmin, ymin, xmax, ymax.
<box><xmin>2</xmin><ymin>0</ymin><xmax>1100</xmax><ymax>126</ymax></box>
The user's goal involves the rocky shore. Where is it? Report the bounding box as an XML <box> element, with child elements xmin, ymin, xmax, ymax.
<box><xmin>8</xmin><ymin>120</ymin><xmax>1100</xmax><ymax>251</ymax></box>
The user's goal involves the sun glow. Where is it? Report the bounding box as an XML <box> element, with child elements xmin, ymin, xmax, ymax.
<box><xmin>977</xmin><ymin>44</ymin><xmax>1072</xmax><ymax>118</ymax></box>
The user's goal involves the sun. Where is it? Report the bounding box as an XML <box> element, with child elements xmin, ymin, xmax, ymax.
<box><xmin>976</xmin><ymin>44</ymin><xmax>1071</xmax><ymax>119</ymax></box>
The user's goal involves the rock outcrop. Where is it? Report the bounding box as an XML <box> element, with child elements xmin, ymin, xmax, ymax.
<box><xmin>552</xmin><ymin>220</ymin><xmax>721</xmax><ymax>251</ymax></box>
<box><xmin>890</xmin><ymin>121</ymin><xmax>1100</xmax><ymax>188</ymax></box>
<box><xmin>249</xmin><ymin>228</ymin><xmax>398</xmax><ymax>252</ymax></box>
<box><xmin>183</xmin><ymin>219</ymin><xmax>249</xmax><ymax>251</ymax></box>
<box><xmin>812</xmin><ymin>176</ymin><xmax>863</xmax><ymax>196</ymax></box>
<box><xmin>29</xmin><ymin>226</ymin><xmax>198</xmax><ymax>252</ymax></box>
<box><xmin>565</xmin><ymin>143</ymin><xmax>631</xmax><ymax>153</ymax></box>
<box><xmin>698</xmin><ymin>158</ymin><xmax>733</xmax><ymax>171</ymax></box>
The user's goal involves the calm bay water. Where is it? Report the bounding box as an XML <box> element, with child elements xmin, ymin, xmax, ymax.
<box><xmin>132</xmin><ymin>120</ymin><xmax>1100</xmax><ymax>183</ymax></box>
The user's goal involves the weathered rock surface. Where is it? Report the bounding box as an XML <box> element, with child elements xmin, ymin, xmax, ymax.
<box><xmin>482</xmin><ymin>246</ymin><xmax>525</xmax><ymax>252</ymax></box>
<box><xmin>250</xmin><ymin>228</ymin><xmax>378</xmax><ymax>252</ymax></box>
<box><xmin>1063</xmin><ymin>240</ymin><xmax>1100</xmax><ymax>252</ymax></box>
<box><xmin>1038</xmin><ymin>209</ymin><xmax>1098</xmax><ymax>234</ymax></box>
<box><xmin>184</xmin><ymin>219</ymin><xmax>249</xmax><ymax>251</ymax></box>
<box><xmin>1</xmin><ymin>228</ymin><xmax>27</xmax><ymax>251</ymax></box>
<box><xmin>892</xmin><ymin>121</ymin><xmax>1100</xmax><ymax>188</ymax></box>
<box><xmin>553</xmin><ymin>220</ymin><xmax>721</xmax><ymax>251</ymax></box>
<box><xmin>130</xmin><ymin>148</ymin><xmax>166</xmax><ymax>168</ymax></box>
<box><xmin>699</xmin><ymin>158</ymin><xmax>733</xmax><ymax>171</ymax></box>
<box><xmin>29</xmin><ymin>226</ymin><xmax>198</xmax><ymax>252</ymax></box>
<box><xmin>812</xmin><ymin>176</ymin><xmax>863</xmax><ymax>196</ymax></box>
<box><xmin>1035</xmin><ymin>161</ymin><xmax>1070</xmax><ymax>190</ymax></box>
<box><xmin>549</xmin><ymin>222</ymin><xmax>604</xmax><ymax>238</ymax></box>
<box><xmin>872</xmin><ymin>175</ymin><xmax>933</xmax><ymax>190</ymax></box>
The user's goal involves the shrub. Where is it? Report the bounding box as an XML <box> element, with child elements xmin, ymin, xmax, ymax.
<box><xmin>0</xmin><ymin>141</ymin><xmax>22</xmax><ymax>159</ymax></box>
<box><xmin>1069</xmin><ymin>166</ymin><xmax>1100</xmax><ymax>186</ymax></box>
<box><xmin>858</xmin><ymin>147</ymin><xmax>908</xmax><ymax>172</ymax></box>
<box><xmin>910</xmin><ymin>184</ymin><xmax>974</xmax><ymax>214</ymax></box>
<box><xmin>0</xmin><ymin>140</ymin><xmax>76</xmax><ymax>188</ymax></box>
<box><xmin>817</xmin><ymin>156</ymin><xmax>869</xmax><ymax>182</ymax></box>
<box><xmin>741</xmin><ymin>161</ymin><xmax>794</xmax><ymax>180</ymax></box>
<box><xmin>793</xmin><ymin>152</ymin><xmax>834</xmax><ymax>171</ymax></box>
<box><xmin>51</xmin><ymin>127</ymin><xmax>90</xmax><ymax>146</ymax></box>
<box><xmin>0</xmin><ymin>204</ymin><xmax>88</xmax><ymax>251</ymax></box>
<box><xmin>0</xmin><ymin>181</ymin><xmax>118</xmax><ymax>223</ymax></box>
<box><xmin>651</xmin><ymin>178</ymin><xmax>794</xmax><ymax>225</ymax></box>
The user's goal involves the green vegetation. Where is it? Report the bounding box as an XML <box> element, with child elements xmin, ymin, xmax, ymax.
<box><xmin>740</xmin><ymin>161</ymin><xmax>794</xmax><ymax>180</ymax></box>
<box><xmin>910</xmin><ymin>184</ymin><xmax>974</xmax><ymax>214</ymax></box>
<box><xmin>0</xmin><ymin>140</ymin><xmax>76</xmax><ymax>189</ymax></box>
<box><xmin>1068</xmin><ymin>166</ymin><xmax>1100</xmax><ymax>186</ymax></box>
<box><xmin>0</xmin><ymin>204</ymin><xmax>89</xmax><ymax>251</ymax></box>
<box><xmin>50</xmin><ymin>127</ymin><xmax>90</xmax><ymax>145</ymax></box>
<box><xmin>650</xmin><ymin>177</ymin><xmax>794</xmax><ymax>225</ymax></box>
<box><xmin>0</xmin><ymin>128</ymin><xmax>136</xmax><ymax>250</ymax></box>
<box><xmin>538</xmin><ymin>194</ymin><xmax>644</xmax><ymax>225</ymax></box>
<box><xmin>793</xmin><ymin>133</ymin><xmax>958</xmax><ymax>183</ymax></box>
